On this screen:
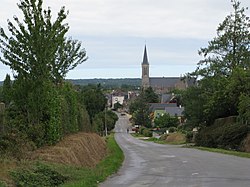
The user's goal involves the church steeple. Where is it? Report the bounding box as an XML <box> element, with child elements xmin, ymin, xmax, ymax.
<box><xmin>142</xmin><ymin>45</ymin><xmax>149</xmax><ymax>65</ymax></box>
<box><xmin>141</xmin><ymin>45</ymin><xmax>150</xmax><ymax>89</ymax></box>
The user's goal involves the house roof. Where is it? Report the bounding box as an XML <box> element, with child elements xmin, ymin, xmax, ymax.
<box><xmin>161</xmin><ymin>94</ymin><xmax>173</xmax><ymax>103</ymax></box>
<box><xmin>165</xmin><ymin>107</ymin><xmax>184</xmax><ymax>117</ymax></box>
<box><xmin>149</xmin><ymin>103</ymin><xmax>177</xmax><ymax>112</ymax></box>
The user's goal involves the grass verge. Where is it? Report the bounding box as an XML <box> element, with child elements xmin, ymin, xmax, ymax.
<box><xmin>59</xmin><ymin>133</ymin><xmax>124</xmax><ymax>187</ymax></box>
<box><xmin>194</xmin><ymin>147</ymin><xmax>250</xmax><ymax>159</ymax></box>
<box><xmin>0</xmin><ymin>133</ymin><xmax>124</xmax><ymax>187</ymax></box>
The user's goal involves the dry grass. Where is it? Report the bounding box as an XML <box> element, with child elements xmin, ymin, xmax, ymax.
<box><xmin>31</xmin><ymin>132</ymin><xmax>107</xmax><ymax>167</ymax></box>
<box><xmin>0</xmin><ymin>132</ymin><xmax>108</xmax><ymax>186</ymax></box>
<box><xmin>242</xmin><ymin>133</ymin><xmax>250</xmax><ymax>153</ymax></box>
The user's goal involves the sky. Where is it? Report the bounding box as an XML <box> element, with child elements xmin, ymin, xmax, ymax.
<box><xmin>0</xmin><ymin>0</ymin><xmax>250</xmax><ymax>81</ymax></box>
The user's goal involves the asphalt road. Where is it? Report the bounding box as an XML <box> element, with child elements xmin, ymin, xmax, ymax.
<box><xmin>100</xmin><ymin>114</ymin><xmax>250</xmax><ymax>187</ymax></box>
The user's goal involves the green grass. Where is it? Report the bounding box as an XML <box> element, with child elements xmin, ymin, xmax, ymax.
<box><xmin>0</xmin><ymin>181</ymin><xmax>6</xmax><ymax>187</ymax></box>
<box><xmin>57</xmin><ymin>133</ymin><xmax>124</xmax><ymax>187</ymax></box>
<box><xmin>194</xmin><ymin>147</ymin><xmax>250</xmax><ymax>159</ymax></box>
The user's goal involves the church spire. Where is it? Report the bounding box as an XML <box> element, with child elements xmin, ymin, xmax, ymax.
<box><xmin>141</xmin><ymin>45</ymin><xmax>150</xmax><ymax>89</ymax></box>
<box><xmin>142</xmin><ymin>45</ymin><xmax>149</xmax><ymax>64</ymax></box>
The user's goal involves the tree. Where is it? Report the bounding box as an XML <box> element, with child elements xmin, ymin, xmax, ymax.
<box><xmin>238</xmin><ymin>94</ymin><xmax>250</xmax><ymax>126</ymax></box>
<box><xmin>0</xmin><ymin>0</ymin><xmax>88</xmax><ymax>146</ymax></box>
<box><xmin>92</xmin><ymin>110</ymin><xmax>118</xmax><ymax>135</ymax></box>
<box><xmin>114</xmin><ymin>102</ymin><xmax>123</xmax><ymax>111</ymax></box>
<box><xmin>194</xmin><ymin>0</ymin><xmax>250</xmax><ymax>78</ymax></box>
<box><xmin>154</xmin><ymin>113</ymin><xmax>179</xmax><ymax>128</ymax></box>
<box><xmin>81</xmin><ymin>85</ymin><xmax>107</xmax><ymax>121</ymax></box>
<box><xmin>2</xmin><ymin>74</ymin><xmax>12</xmax><ymax>106</ymax></box>
<box><xmin>129</xmin><ymin>88</ymin><xmax>158</xmax><ymax>128</ymax></box>
<box><xmin>144</xmin><ymin>87</ymin><xmax>159</xmax><ymax>103</ymax></box>
<box><xmin>129</xmin><ymin>91</ymin><xmax>151</xmax><ymax>127</ymax></box>
<box><xmin>185</xmin><ymin>0</ymin><xmax>250</xmax><ymax>127</ymax></box>
<box><xmin>0</xmin><ymin>0</ymin><xmax>87</xmax><ymax>83</ymax></box>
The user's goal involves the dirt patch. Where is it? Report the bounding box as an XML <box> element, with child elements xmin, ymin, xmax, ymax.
<box><xmin>31</xmin><ymin>132</ymin><xmax>107</xmax><ymax>167</ymax></box>
<box><xmin>242</xmin><ymin>133</ymin><xmax>250</xmax><ymax>153</ymax></box>
<box><xmin>161</xmin><ymin>133</ymin><xmax>186</xmax><ymax>143</ymax></box>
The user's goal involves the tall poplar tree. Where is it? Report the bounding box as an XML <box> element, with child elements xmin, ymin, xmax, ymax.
<box><xmin>0</xmin><ymin>0</ymin><xmax>87</xmax><ymax>83</ymax></box>
<box><xmin>0</xmin><ymin>0</ymin><xmax>87</xmax><ymax>145</ymax></box>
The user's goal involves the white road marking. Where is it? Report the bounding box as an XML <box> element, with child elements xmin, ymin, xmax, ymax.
<box><xmin>192</xmin><ymin>173</ymin><xmax>199</xmax><ymax>176</ymax></box>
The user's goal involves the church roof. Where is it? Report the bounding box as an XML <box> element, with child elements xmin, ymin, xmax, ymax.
<box><xmin>149</xmin><ymin>77</ymin><xmax>180</xmax><ymax>88</ymax></box>
<box><xmin>142</xmin><ymin>45</ymin><xmax>149</xmax><ymax>65</ymax></box>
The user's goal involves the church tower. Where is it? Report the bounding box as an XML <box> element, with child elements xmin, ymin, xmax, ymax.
<box><xmin>141</xmin><ymin>45</ymin><xmax>150</xmax><ymax>89</ymax></box>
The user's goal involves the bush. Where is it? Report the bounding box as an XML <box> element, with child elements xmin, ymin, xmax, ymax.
<box><xmin>0</xmin><ymin>132</ymin><xmax>36</xmax><ymax>159</ymax></box>
<box><xmin>138</xmin><ymin>126</ymin><xmax>146</xmax><ymax>135</ymax></box>
<box><xmin>154</xmin><ymin>114</ymin><xmax>179</xmax><ymax>128</ymax></box>
<box><xmin>0</xmin><ymin>181</ymin><xmax>6</xmax><ymax>187</ymax></box>
<box><xmin>143</xmin><ymin>129</ymin><xmax>152</xmax><ymax>137</ymax></box>
<box><xmin>168</xmin><ymin>127</ymin><xmax>177</xmax><ymax>133</ymax></box>
<box><xmin>10</xmin><ymin>163</ymin><xmax>68</xmax><ymax>187</ymax></box>
<box><xmin>195</xmin><ymin>117</ymin><xmax>249</xmax><ymax>150</ymax></box>
<box><xmin>185</xmin><ymin>131</ymin><xmax>194</xmax><ymax>143</ymax></box>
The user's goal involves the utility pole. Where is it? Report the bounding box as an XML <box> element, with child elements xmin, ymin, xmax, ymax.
<box><xmin>105</xmin><ymin>106</ymin><xmax>108</xmax><ymax>136</ymax></box>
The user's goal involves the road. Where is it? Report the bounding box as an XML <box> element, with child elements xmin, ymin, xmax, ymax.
<box><xmin>100</xmin><ymin>114</ymin><xmax>250</xmax><ymax>187</ymax></box>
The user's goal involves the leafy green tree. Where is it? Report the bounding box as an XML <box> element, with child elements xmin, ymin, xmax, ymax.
<box><xmin>92</xmin><ymin>110</ymin><xmax>118</xmax><ymax>135</ymax></box>
<box><xmin>0</xmin><ymin>0</ymin><xmax>87</xmax><ymax>146</ymax></box>
<box><xmin>185</xmin><ymin>1</ymin><xmax>250</xmax><ymax>127</ymax></box>
<box><xmin>238</xmin><ymin>94</ymin><xmax>250</xmax><ymax>126</ymax></box>
<box><xmin>182</xmin><ymin>86</ymin><xmax>206</xmax><ymax>127</ymax></box>
<box><xmin>129</xmin><ymin>88</ymin><xmax>158</xmax><ymax>128</ymax></box>
<box><xmin>194</xmin><ymin>0</ymin><xmax>250</xmax><ymax>78</ymax></box>
<box><xmin>0</xmin><ymin>0</ymin><xmax>87</xmax><ymax>83</ymax></box>
<box><xmin>2</xmin><ymin>74</ymin><xmax>12</xmax><ymax>106</ymax></box>
<box><xmin>154</xmin><ymin>113</ymin><xmax>179</xmax><ymax>128</ymax></box>
<box><xmin>82</xmin><ymin>85</ymin><xmax>107</xmax><ymax>121</ymax></box>
<box><xmin>114</xmin><ymin>102</ymin><xmax>123</xmax><ymax>111</ymax></box>
<box><xmin>129</xmin><ymin>91</ymin><xmax>151</xmax><ymax>127</ymax></box>
<box><xmin>144</xmin><ymin>87</ymin><xmax>159</xmax><ymax>103</ymax></box>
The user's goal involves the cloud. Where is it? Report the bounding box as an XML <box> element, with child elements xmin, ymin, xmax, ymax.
<box><xmin>40</xmin><ymin>0</ymin><xmax>249</xmax><ymax>39</ymax></box>
<box><xmin>0</xmin><ymin>0</ymin><xmax>250</xmax><ymax>80</ymax></box>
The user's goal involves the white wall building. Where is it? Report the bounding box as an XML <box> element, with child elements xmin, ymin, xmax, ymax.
<box><xmin>112</xmin><ymin>96</ymin><xmax>124</xmax><ymax>109</ymax></box>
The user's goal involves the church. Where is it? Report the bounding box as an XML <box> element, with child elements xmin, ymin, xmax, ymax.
<box><xmin>141</xmin><ymin>45</ymin><xmax>195</xmax><ymax>93</ymax></box>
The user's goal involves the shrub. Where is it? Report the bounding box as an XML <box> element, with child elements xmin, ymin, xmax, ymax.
<box><xmin>185</xmin><ymin>131</ymin><xmax>194</xmax><ymax>143</ymax></box>
<box><xmin>0</xmin><ymin>181</ymin><xmax>6</xmax><ymax>187</ymax></box>
<box><xmin>195</xmin><ymin>117</ymin><xmax>248</xmax><ymax>150</ymax></box>
<box><xmin>10</xmin><ymin>163</ymin><xmax>68</xmax><ymax>187</ymax></box>
<box><xmin>138</xmin><ymin>126</ymin><xmax>146</xmax><ymax>135</ymax></box>
<box><xmin>143</xmin><ymin>129</ymin><xmax>152</xmax><ymax>137</ymax></box>
<box><xmin>168</xmin><ymin>127</ymin><xmax>177</xmax><ymax>133</ymax></box>
<box><xmin>0</xmin><ymin>132</ymin><xmax>35</xmax><ymax>159</ymax></box>
<box><xmin>154</xmin><ymin>113</ymin><xmax>179</xmax><ymax>128</ymax></box>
